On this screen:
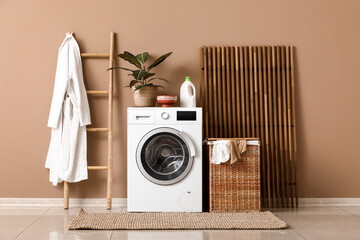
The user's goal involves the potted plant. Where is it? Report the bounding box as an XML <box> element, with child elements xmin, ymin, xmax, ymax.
<box><xmin>109</xmin><ymin>51</ymin><xmax>172</xmax><ymax>107</ymax></box>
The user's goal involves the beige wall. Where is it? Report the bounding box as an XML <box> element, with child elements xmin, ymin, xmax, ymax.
<box><xmin>1</xmin><ymin>0</ymin><xmax>360</xmax><ymax>198</ymax></box>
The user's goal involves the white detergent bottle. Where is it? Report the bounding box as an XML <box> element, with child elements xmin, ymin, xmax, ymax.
<box><xmin>180</xmin><ymin>76</ymin><xmax>196</xmax><ymax>107</ymax></box>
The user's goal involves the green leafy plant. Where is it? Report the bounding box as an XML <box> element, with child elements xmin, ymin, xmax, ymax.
<box><xmin>108</xmin><ymin>51</ymin><xmax>172</xmax><ymax>92</ymax></box>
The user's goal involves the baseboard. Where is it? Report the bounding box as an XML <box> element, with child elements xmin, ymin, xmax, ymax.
<box><xmin>0</xmin><ymin>198</ymin><xmax>127</xmax><ymax>208</ymax></box>
<box><xmin>1</xmin><ymin>198</ymin><xmax>360</xmax><ymax>208</ymax></box>
<box><xmin>299</xmin><ymin>198</ymin><xmax>360</xmax><ymax>207</ymax></box>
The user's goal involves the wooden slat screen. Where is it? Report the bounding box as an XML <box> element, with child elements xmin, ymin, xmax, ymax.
<box><xmin>200</xmin><ymin>46</ymin><xmax>298</xmax><ymax>208</ymax></box>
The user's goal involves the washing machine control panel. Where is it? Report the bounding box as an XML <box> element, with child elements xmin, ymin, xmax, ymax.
<box><xmin>128</xmin><ymin>108</ymin><xmax>202</xmax><ymax>125</ymax></box>
<box><xmin>157</xmin><ymin>108</ymin><xmax>201</xmax><ymax>124</ymax></box>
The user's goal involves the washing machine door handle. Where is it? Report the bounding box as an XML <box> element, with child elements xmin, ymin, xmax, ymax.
<box><xmin>179</xmin><ymin>131</ymin><xmax>196</xmax><ymax>157</ymax></box>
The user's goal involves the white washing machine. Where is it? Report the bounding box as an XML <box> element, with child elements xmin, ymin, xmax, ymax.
<box><xmin>127</xmin><ymin>107</ymin><xmax>202</xmax><ymax>212</ymax></box>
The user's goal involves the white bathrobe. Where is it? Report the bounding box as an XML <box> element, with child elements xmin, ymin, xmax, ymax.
<box><xmin>45</xmin><ymin>32</ymin><xmax>91</xmax><ymax>186</ymax></box>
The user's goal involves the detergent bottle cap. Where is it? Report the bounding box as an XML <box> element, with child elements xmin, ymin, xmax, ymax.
<box><xmin>185</xmin><ymin>76</ymin><xmax>191</xmax><ymax>82</ymax></box>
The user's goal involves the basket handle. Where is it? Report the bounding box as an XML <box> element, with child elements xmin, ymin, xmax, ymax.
<box><xmin>204</xmin><ymin>139</ymin><xmax>260</xmax><ymax>146</ymax></box>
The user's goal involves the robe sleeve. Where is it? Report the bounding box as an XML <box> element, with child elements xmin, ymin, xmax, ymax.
<box><xmin>47</xmin><ymin>39</ymin><xmax>70</xmax><ymax>128</ymax></box>
<box><xmin>69</xmin><ymin>39</ymin><xmax>91</xmax><ymax>127</ymax></box>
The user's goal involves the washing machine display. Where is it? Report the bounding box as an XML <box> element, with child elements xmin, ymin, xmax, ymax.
<box><xmin>136</xmin><ymin>128</ymin><xmax>194</xmax><ymax>185</ymax></box>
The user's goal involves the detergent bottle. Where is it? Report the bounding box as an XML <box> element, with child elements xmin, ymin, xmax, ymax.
<box><xmin>180</xmin><ymin>76</ymin><xmax>196</xmax><ymax>107</ymax></box>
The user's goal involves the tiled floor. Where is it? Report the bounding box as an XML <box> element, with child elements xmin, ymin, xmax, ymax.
<box><xmin>1</xmin><ymin>206</ymin><xmax>360</xmax><ymax>240</ymax></box>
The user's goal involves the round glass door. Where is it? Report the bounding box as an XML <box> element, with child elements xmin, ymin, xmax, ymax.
<box><xmin>136</xmin><ymin>128</ymin><xmax>194</xmax><ymax>185</ymax></box>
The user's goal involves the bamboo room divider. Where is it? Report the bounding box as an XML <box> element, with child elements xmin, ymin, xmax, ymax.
<box><xmin>200</xmin><ymin>46</ymin><xmax>298</xmax><ymax>208</ymax></box>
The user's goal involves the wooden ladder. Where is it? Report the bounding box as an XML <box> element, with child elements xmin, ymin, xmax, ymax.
<box><xmin>64</xmin><ymin>32</ymin><xmax>115</xmax><ymax>210</ymax></box>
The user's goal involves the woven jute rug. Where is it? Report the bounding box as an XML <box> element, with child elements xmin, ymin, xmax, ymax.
<box><xmin>69</xmin><ymin>209</ymin><xmax>287</xmax><ymax>230</ymax></box>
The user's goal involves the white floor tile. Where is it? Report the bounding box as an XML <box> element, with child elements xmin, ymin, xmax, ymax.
<box><xmin>45</xmin><ymin>207</ymin><xmax>127</xmax><ymax>216</ymax></box>
<box><xmin>281</xmin><ymin>214</ymin><xmax>360</xmax><ymax>240</ymax></box>
<box><xmin>339</xmin><ymin>206</ymin><xmax>360</xmax><ymax>215</ymax></box>
<box><xmin>272</xmin><ymin>207</ymin><xmax>350</xmax><ymax>217</ymax></box>
<box><xmin>204</xmin><ymin>230</ymin><xmax>304</xmax><ymax>240</ymax></box>
<box><xmin>111</xmin><ymin>230</ymin><xmax>206</xmax><ymax>240</ymax></box>
<box><xmin>0</xmin><ymin>215</ymin><xmax>40</xmax><ymax>240</ymax></box>
<box><xmin>0</xmin><ymin>206</ymin><xmax>49</xmax><ymax>215</ymax></box>
<box><xmin>15</xmin><ymin>214</ymin><xmax>112</xmax><ymax>240</ymax></box>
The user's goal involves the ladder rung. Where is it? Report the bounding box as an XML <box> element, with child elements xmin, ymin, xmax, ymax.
<box><xmin>86</xmin><ymin>128</ymin><xmax>109</xmax><ymax>132</ymax></box>
<box><xmin>88</xmin><ymin>166</ymin><xmax>108</xmax><ymax>170</ymax></box>
<box><xmin>81</xmin><ymin>53</ymin><xmax>110</xmax><ymax>58</ymax></box>
<box><xmin>87</xmin><ymin>90</ymin><xmax>109</xmax><ymax>95</ymax></box>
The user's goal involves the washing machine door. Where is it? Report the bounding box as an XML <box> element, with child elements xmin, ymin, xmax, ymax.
<box><xmin>136</xmin><ymin>127</ymin><xmax>195</xmax><ymax>185</ymax></box>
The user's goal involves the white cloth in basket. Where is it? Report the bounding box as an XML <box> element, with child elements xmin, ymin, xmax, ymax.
<box><xmin>211</xmin><ymin>140</ymin><xmax>230</xmax><ymax>164</ymax></box>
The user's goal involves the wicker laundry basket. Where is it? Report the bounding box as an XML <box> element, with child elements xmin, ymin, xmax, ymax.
<box><xmin>208</xmin><ymin>138</ymin><xmax>261</xmax><ymax>212</ymax></box>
